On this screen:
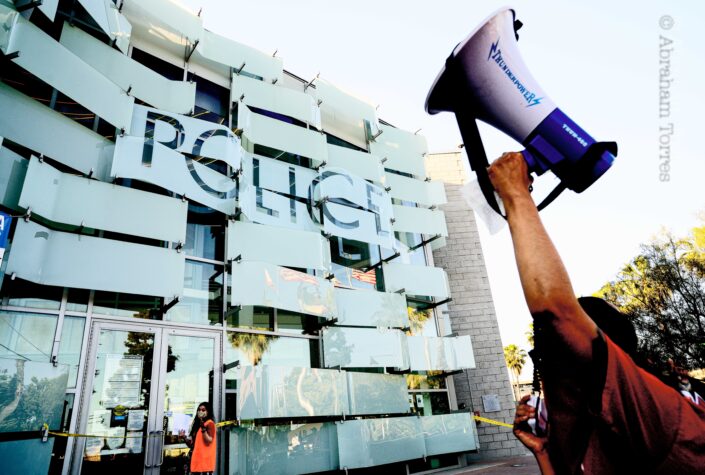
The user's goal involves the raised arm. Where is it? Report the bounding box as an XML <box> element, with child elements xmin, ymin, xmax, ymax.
<box><xmin>487</xmin><ymin>152</ymin><xmax>598</xmax><ymax>360</ymax></box>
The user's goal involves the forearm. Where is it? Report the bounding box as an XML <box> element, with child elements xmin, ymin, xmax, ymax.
<box><xmin>534</xmin><ymin>451</ymin><xmax>556</xmax><ymax>475</ymax></box>
<box><xmin>503</xmin><ymin>192</ymin><xmax>597</xmax><ymax>359</ymax></box>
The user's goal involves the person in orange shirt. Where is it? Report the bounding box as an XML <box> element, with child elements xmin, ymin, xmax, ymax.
<box><xmin>188</xmin><ymin>401</ymin><xmax>216</xmax><ymax>475</ymax></box>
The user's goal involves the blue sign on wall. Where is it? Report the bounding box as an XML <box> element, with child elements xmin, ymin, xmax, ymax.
<box><xmin>0</xmin><ymin>211</ymin><xmax>12</xmax><ymax>262</ymax></box>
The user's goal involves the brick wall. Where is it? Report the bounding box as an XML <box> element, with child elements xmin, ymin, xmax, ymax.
<box><xmin>426</xmin><ymin>152</ymin><xmax>527</xmax><ymax>459</ymax></box>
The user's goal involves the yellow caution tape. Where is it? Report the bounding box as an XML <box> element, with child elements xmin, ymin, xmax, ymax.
<box><xmin>45</xmin><ymin>414</ymin><xmax>513</xmax><ymax>438</ymax></box>
<box><xmin>472</xmin><ymin>415</ymin><xmax>513</xmax><ymax>428</ymax></box>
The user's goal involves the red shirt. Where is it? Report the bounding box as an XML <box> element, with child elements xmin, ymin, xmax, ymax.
<box><xmin>581</xmin><ymin>335</ymin><xmax>705</xmax><ymax>474</ymax></box>
<box><xmin>543</xmin><ymin>333</ymin><xmax>705</xmax><ymax>474</ymax></box>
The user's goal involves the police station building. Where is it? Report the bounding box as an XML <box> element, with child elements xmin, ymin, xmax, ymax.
<box><xmin>0</xmin><ymin>1</ymin><xmax>523</xmax><ymax>473</ymax></box>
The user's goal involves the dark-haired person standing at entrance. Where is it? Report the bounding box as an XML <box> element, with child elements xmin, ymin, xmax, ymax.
<box><xmin>189</xmin><ymin>401</ymin><xmax>216</xmax><ymax>474</ymax></box>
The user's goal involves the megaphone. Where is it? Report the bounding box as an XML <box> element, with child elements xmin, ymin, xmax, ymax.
<box><xmin>425</xmin><ymin>8</ymin><xmax>617</xmax><ymax>215</ymax></box>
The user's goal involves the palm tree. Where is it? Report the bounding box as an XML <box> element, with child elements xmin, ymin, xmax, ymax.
<box><xmin>526</xmin><ymin>323</ymin><xmax>535</xmax><ymax>348</ymax></box>
<box><xmin>503</xmin><ymin>344</ymin><xmax>527</xmax><ymax>401</ymax></box>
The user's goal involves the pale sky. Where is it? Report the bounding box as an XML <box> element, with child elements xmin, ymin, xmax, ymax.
<box><xmin>182</xmin><ymin>0</ymin><xmax>705</xmax><ymax>379</ymax></box>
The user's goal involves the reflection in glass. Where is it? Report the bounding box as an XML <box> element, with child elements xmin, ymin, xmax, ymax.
<box><xmin>228</xmin><ymin>423</ymin><xmax>339</xmax><ymax>475</ymax></box>
<box><xmin>58</xmin><ymin>316</ymin><xmax>85</xmax><ymax>388</ymax></box>
<box><xmin>161</xmin><ymin>335</ymin><xmax>214</xmax><ymax>475</ymax></box>
<box><xmin>167</xmin><ymin>261</ymin><xmax>223</xmax><ymax>326</ymax></box>
<box><xmin>396</xmin><ymin>231</ymin><xmax>427</xmax><ymax>266</ymax></box>
<box><xmin>407</xmin><ymin>307</ymin><xmax>437</xmax><ymax>337</ymax></box>
<box><xmin>406</xmin><ymin>372</ymin><xmax>447</xmax><ymax>390</ymax></box>
<box><xmin>92</xmin><ymin>291</ymin><xmax>162</xmax><ymax>319</ymax></box>
<box><xmin>0</xmin><ymin>276</ymin><xmax>62</xmax><ymax>310</ymax></box>
<box><xmin>0</xmin><ymin>359</ymin><xmax>69</xmax><ymax>433</ymax></box>
<box><xmin>224</xmin><ymin>333</ymin><xmax>319</xmax><ymax>388</ymax></box>
<box><xmin>276</xmin><ymin>310</ymin><xmax>323</xmax><ymax>335</ymax></box>
<box><xmin>225</xmin><ymin>306</ymin><xmax>273</xmax><ymax>331</ymax></box>
<box><xmin>410</xmin><ymin>392</ymin><xmax>450</xmax><ymax>416</ymax></box>
<box><xmin>81</xmin><ymin>329</ymin><xmax>155</xmax><ymax>474</ymax></box>
<box><xmin>184</xmin><ymin>206</ymin><xmax>225</xmax><ymax>261</ymax></box>
<box><xmin>0</xmin><ymin>311</ymin><xmax>57</xmax><ymax>362</ymax></box>
<box><xmin>49</xmin><ymin>393</ymin><xmax>75</xmax><ymax>474</ymax></box>
<box><xmin>336</xmin><ymin>416</ymin><xmax>426</xmax><ymax>469</ymax></box>
<box><xmin>238</xmin><ymin>366</ymin><xmax>347</xmax><ymax>419</ymax></box>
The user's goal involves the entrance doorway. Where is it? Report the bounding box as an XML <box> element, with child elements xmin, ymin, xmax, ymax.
<box><xmin>72</xmin><ymin>320</ymin><xmax>220</xmax><ymax>474</ymax></box>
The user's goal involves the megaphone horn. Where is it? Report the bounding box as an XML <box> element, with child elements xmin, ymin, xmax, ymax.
<box><xmin>425</xmin><ymin>8</ymin><xmax>617</xmax><ymax>216</ymax></box>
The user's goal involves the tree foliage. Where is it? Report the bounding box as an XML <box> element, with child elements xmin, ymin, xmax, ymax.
<box><xmin>596</xmin><ymin>225</ymin><xmax>705</xmax><ymax>370</ymax></box>
<box><xmin>504</xmin><ymin>344</ymin><xmax>527</xmax><ymax>400</ymax></box>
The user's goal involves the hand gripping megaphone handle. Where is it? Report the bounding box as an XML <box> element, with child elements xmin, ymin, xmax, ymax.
<box><xmin>456</xmin><ymin>108</ymin><xmax>561</xmax><ymax>218</ymax></box>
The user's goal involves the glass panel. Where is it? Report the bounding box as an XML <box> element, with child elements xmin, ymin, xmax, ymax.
<box><xmin>92</xmin><ymin>291</ymin><xmax>162</xmax><ymax>318</ymax></box>
<box><xmin>48</xmin><ymin>393</ymin><xmax>76</xmax><ymax>474</ymax></box>
<box><xmin>411</xmin><ymin>392</ymin><xmax>451</xmax><ymax>417</ymax></box>
<box><xmin>226</xmin><ymin>306</ymin><xmax>274</xmax><ymax>331</ymax></box>
<box><xmin>228</xmin><ymin>423</ymin><xmax>338</xmax><ymax>475</ymax></box>
<box><xmin>407</xmin><ymin>307</ymin><xmax>437</xmax><ymax>337</ymax></box>
<box><xmin>232</xmin><ymin>74</ymin><xmax>319</xmax><ymax>128</ymax></box>
<box><xmin>0</xmin><ymin>82</ymin><xmax>115</xmax><ymax>180</ymax></box>
<box><xmin>0</xmin><ymin>438</ymin><xmax>55</xmax><ymax>474</ymax></box>
<box><xmin>407</xmin><ymin>336</ymin><xmax>476</xmax><ymax>372</ymax></box>
<box><xmin>310</xmin><ymin>78</ymin><xmax>378</xmax><ymax>126</ymax></box>
<box><xmin>238</xmin><ymin>366</ymin><xmax>347</xmax><ymax>419</ymax></box>
<box><xmin>408</xmin><ymin>453</ymin><xmax>460</xmax><ymax>473</ymax></box>
<box><xmin>322</xmin><ymin>202</ymin><xmax>395</xmax><ymax>249</ymax></box>
<box><xmin>330</xmin><ymin>263</ymin><xmax>379</xmax><ymax>291</ymax></box>
<box><xmin>0</xmin><ymin>359</ymin><xmax>68</xmax><ymax>434</ymax></box>
<box><xmin>324</xmin><ymin>144</ymin><xmax>384</xmax><ymax>184</ymax></box>
<box><xmin>392</xmin><ymin>205</ymin><xmax>448</xmax><ymax>237</ymax></box>
<box><xmin>6</xmin><ymin>220</ymin><xmax>185</xmax><ymax>299</ymax></box>
<box><xmin>276</xmin><ymin>310</ymin><xmax>324</xmax><ymax>335</ymax></box>
<box><xmin>113</xmin><ymin>105</ymin><xmax>240</xmax><ymax>216</ymax></box>
<box><xmin>60</xmin><ymin>23</ymin><xmax>194</xmax><ymax>114</ymax></box>
<box><xmin>421</xmin><ymin>413</ymin><xmax>477</xmax><ymax>455</ymax></box>
<box><xmin>0</xmin><ymin>276</ymin><xmax>62</xmax><ymax>310</ymax></box>
<box><xmin>161</xmin><ymin>335</ymin><xmax>215</xmax><ymax>475</ymax></box>
<box><xmin>406</xmin><ymin>373</ymin><xmax>447</xmax><ymax>390</ymax></box>
<box><xmin>13</xmin><ymin>0</ymin><xmax>58</xmax><ymax>20</ymax></box>
<box><xmin>81</xmin><ymin>329</ymin><xmax>155</xmax><ymax>473</ymax></box>
<box><xmin>121</xmin><ymin>0</ymin><xmax>202</xmax><ymax>45</ymax></box>
<box><xmin>0</xmin><ymin>145</ymin><xmax>28</xmax><ymax>211</ymax></box>
<box><xmin>346</xmin><ymin>372</ymin><xmax>409</xmax><ymax>416</ymax></box>
<box><xmin>166</xmin><ymin>260</ymin><xmax>223</xmax><ymax>326</ymax></box>
<box><xmin>230</xmin><ymin>261</ymin><xmax>335</xmax><ymax>319</ymax></box>
<box><xmin>371</xmin><ymin>124</ymin><xmax>428</xmax><ymax>178</ymax></box>
<box><xmin>227</xmin><ymin>221</ymin><xmax>331</xmax><ymax>272</ymax></box>
<box><xmin>3</xmin><ymin>13</ymin><xmax>134</xmax><ymax>130</ymax></box>
<box><xmin>382</xmin><ymin>262</ymin><xmax>450</xmax><ymax>299</ymax></box>
<box><xmin>224</xmin><ymin>333</ymin><xmax>318</xmax><ymax>388</ymax></box>
<box><xmin>334</xmin><ymin>287</ymin><xmax>408</xmax><ymax>328</ymax></box>
<box><xmin>20</xmin><ymin>156</ymin><xmax>188</xmax><ymax>243</ymax></box>
<box><xmin>58</xmin><ymin>316</ymin><xmax>86</xmax><ymax>388</ymax></box>
<box><xmin>195</xmin><ymin>30</ymin><xmax>283</xmax><ymax>83</ymax></box>
<box><xmin>452</xmin><ymin>335</ymin><xmax>476</xmax><ymax>369</ymax></box>
<box><xmin>322</xmin><ymin>327</ymin><xmax>408</xmax><ymax>370</ymax></box>
<box><xmin>75</xmin><ymin>0</ymin><xmax>132</xmax><ymax>53</ymax></box>
<box><xmin>395</xmin><ymin>232</ymin><xmax>427</xmax><ymax>267</ymax></box>
<box><xmin>238</xmin><ymin>106</ymin><xmax>327</xmax><ymax>166</ymax></box>
<box><xmin>336</xmin><ymin>416</ymin><xmax>425</xmax><ymax>469</ymax></box>
<box><xmin>385</xmin><ymin>173</ymin><xmax>447</xmax><ymax>207</ymax></box>
<box><xmin>0</xmin><ymin>311</ymin><xmax>57</xmax><ymax>362</ymax></box>
<box><xmin>184</xmin><ymin>206</ymin><xmax>225</xmax><ymax>261</ymax></box>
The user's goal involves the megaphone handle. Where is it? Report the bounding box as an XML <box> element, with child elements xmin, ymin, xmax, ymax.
<box><xmin>454</xmin><ymin>110</ymin><xmax>506</xmax><ymax>219</ymax></box>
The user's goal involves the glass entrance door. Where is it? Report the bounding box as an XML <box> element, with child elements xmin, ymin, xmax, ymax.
<box><xmin>74</xmin><ymin>321</ymin><xmax>219</xmax><ymax>475</ymax></box>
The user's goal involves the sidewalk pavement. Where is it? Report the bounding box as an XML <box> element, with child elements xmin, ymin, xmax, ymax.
<box><xmin>439</xmin><ymin>455</ymin><xmax>540</xmax><ymax>475</ymax></box>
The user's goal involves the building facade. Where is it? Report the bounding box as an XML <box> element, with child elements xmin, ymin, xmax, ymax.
<box><xmin>0</xmin><ymin>0</ymin><xmax>517</xmax><ymax>473</ymax></box>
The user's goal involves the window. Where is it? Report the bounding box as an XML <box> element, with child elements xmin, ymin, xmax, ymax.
<box><xmin>166</xmin><ymin>260</ymin><xmax>223</xmax><ymax>326</ymax></box>
<box><xmin>0</xmin><ymin>311</ymin><xmax>57</xmax><ymax>362</ymax></box>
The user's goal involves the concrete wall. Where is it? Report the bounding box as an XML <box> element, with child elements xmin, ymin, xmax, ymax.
<box><xmin>426</xmin><ymin>152</ymin><xmax>527</xmax><ymax>459</ymax></box>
